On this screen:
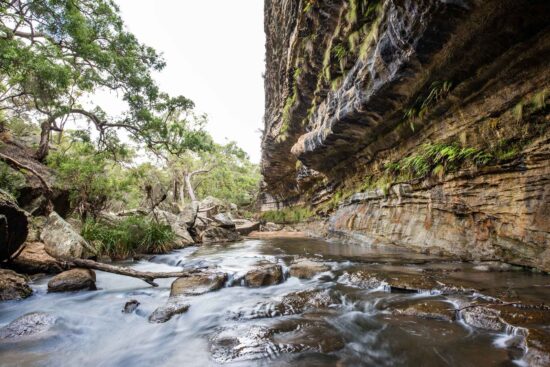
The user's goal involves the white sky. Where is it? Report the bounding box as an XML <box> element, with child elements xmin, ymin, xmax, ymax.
<box><xmin>94</xmin><ymin>0</ymin><xmax>265</xmax><ymax>163</ymax></box>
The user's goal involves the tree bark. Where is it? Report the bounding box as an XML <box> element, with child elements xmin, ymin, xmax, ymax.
<box><xmin>35</xmin><ymin>120</ymin><xmax>52</xmax><ymax>162</ymax></box>
<box><xmin>63</xmin><ymin>258</ymin><xmax>204</xmax><ymax>287</ymax></box>
<box><xmin>184</xmin><ymin>169</ymin><xmax>209</xmax><ymax>202</ymax></box>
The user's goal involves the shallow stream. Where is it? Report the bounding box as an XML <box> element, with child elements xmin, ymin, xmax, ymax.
<box><xmin>1</xmin><ymin>237</ymin><xmax>549</xmax><ymax>366</ymax></box>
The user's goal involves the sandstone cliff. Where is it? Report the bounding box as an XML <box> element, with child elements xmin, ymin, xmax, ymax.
<box><xmin>261</xmin><ymin>0</ymin><xmax>550</xmax><ymax>271</ymax></box>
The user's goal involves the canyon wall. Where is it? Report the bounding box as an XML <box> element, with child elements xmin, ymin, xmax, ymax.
<box><xmin>261</xmin><ymin>0</ymin><xmax>550</xmax><ymax>270</ymax></box>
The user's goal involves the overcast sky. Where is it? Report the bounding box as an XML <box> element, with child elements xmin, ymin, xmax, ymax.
<box><xmin>96</xmin><ymin>1</ymin><xmax>265</xmax><ymax>162</ymax></box>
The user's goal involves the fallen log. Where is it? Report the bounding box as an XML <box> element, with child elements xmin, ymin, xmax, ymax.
<box><xmin>62</xmin><ymin>258</ymin><xmax>204</xmax><ymax>287</ymax></box>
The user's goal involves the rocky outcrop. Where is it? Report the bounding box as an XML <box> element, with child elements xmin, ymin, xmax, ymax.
<box><xmin>262</xmin><ymin>0</ymin><xmax>550</xmax><ymax>271</ymax></box>
<box><xmin>153</xmin><ymin>209</ymin><xmax>194</xmax><ymax>247</ymax></box>
<box><xmin>47</xmin><ymin>268</ymin><xmax>96</xmax><ymax>293</ymax></box>
<box><xmin>40</xmin><ymin>212</ymin><xmax>96</xmax><ymax>259</ymax></box>
<box><xmin>0</xmin><ymin>269</ymin><xmax>32</xmax><ymax>301</ymax></box>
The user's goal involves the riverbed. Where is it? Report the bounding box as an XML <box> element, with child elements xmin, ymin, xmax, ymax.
<box><xmin>1</xmin><ymin>237</ymin><xmax>549</xmax><ymax>366</ymax></box>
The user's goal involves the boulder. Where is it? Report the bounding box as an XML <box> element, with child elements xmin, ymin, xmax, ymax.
<box><xmin>244</xmin><ymin>262</ymin><xmax>283</xmax><ymax>287</ymax></box>
<box><xmin>47</xmin><ymin>268</ymin><xmax>96</xmax><ymax>293</ymax></box>
<box><xmin>148</xmin><ymin>298</ymin><xmax>190</xmax><ymax>323</ymax></box>
<box><xmin>200</xmin><ymin>227</ymin><xmax>241</xmax><ymax>244</ymax></box>
<box><xmin>12</xmin><ymin>242</ymin><xmax>63</xmax><ymax>274</ymax></box>
<box><xmin>0</xmin><ymin>269</ymin><xmax>32</xmax><ymax>301</ymax></box>
<box><xmin>0</xmin><ymin>189</ymin><xmax>29</xmax><ymax>261</ymax></box>
<box><xmin>198</xmin><ymin>196</ymin><xmax>226</xmax><ymax>217</ymax></box>
<box><xmin>122</xmin><ymin>300</ymin><xmax>140</xmax><ymax>314</ymax></box>
<box><xmin>40</xmin><ymin>212</ymin><xmax>96</xmax><ymax>259</ymax></box>
<box><xmin>153</xmin><ymin>209</ymin><xmax>194</xmax><ymax>247</ymax></box>
<box><xmin>180</xmin><ymin>201</ymin><xmax>199</xmax><ymax>228</ymax></box>
<box><xmin>212</xmin><ymin>213</ymin><xmax>235</xmax><ymax>229</ymax></box>
<box><xmin>170</xmin><ymin>272</ymin><xmax>227</xmax><ymax>297</ymax></box>
<box><xmin>235</xmin><ymin>220</ymin><xmax>260</xmax><ymax>235</ymax></box>
<box><xmin>289</xmin><ymin>259</ymin><xmax>330</xmax><ymax>279</ymax></box>
<box><xmin>0</xmin><ymin>312</ymin><xmax>56</xmax><ymax>340</ymax></box>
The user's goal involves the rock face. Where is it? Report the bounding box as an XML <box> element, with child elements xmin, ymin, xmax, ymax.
<box><xmin>40</xmin><ymin>212</ymin><xmax>96</xmax><ymax>259</ymax></box>
<box><xmin>0</xmin><ymin>312</ymin><xmax>56</xmax><ymax>340</ymax></box>
<box><xmin>47</xmin><ymin>268</ymin><xmax>96</xmax><ymax>293</ymax></box>
<box><xmin>0</xmin><ymin>269</ymin><xmax>32</xmax><ymax>301</ymax></box>
<box><xmin>261</xmin><ymin>0</ymin><xmax>550</xmax><ymax>271</ymax></box>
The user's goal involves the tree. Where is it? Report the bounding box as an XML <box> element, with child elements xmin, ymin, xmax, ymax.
<box><xmin>0</xmin><ymin>0</ymin><xmax>208</xmax><ymax>162</ymax></box>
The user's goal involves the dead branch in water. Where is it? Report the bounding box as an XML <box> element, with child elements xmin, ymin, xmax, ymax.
<box><xmin>63</xmin><ymin>258</ymin><xmax>203</xmax><ymax>287</ymax></box>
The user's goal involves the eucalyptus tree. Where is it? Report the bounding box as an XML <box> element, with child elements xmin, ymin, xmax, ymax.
<box><xmin>0</xmin><ymin>0</ymin><xmax>209</xmax><ymax>162</ymax></box>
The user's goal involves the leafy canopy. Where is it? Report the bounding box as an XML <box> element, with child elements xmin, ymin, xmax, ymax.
<box><xmin>0</xmin><ymin>0</ymin><xmax>210</xmax><ymax>157</ymax></box>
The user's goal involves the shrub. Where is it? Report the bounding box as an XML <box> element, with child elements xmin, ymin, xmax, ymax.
<box><xmin>82</xmin><ymin>216</ymin><xmax>175</xmax><ymax>259</ymax></box>
<box><xmin>260</xmin><ymin>207</ymin><xmax>314</xmax><ymax>224</ymax></box>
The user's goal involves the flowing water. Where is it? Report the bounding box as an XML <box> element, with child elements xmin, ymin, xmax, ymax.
<box><xmin>1</xmin><ymin>237</ymin><xmax>549</xmax><ymax>366</ymax></box>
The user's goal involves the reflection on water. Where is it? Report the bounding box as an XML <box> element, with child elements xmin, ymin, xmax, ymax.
<box><xmin>1</xmin><ymin>238</ymin><xmax>548</xmax><ymax>366</ymax></box>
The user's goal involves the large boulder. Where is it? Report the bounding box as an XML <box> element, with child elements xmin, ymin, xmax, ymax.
<box><xmin>47</xmin><ymin>268</ymin><xmax>96</xmax><ymax>293</ymax></box>
<box><xmin>12</xmin><ymin>242</ymin><xmax>62</xmax><ymax>274</ymax></box>
<box><xmin>0</xmin><ymin>312</ymin><xmax>56</xmax><ymax>340</ymax></box>
<box><xmin>244</xmin><ymin>262</ymin><xmax>283</xmax><ymax>287</ymax></box>
<box><xmin>0</xmin><ymin>269</ymin><xmax>32</xmax><ymax>301</ymax></box>
<box><xmin>153</xmin><ymin>209</ymin><xmax>194</xmax><ymax>247</ymax></box>
<box><xmin>40</xmin><ymin>212</ymin><xmax>96</xmax><ymax>259</ymax></box>
<box><xmin>212</xmin><ymin>213</ymin><xmax>235</xmax><ymax>229</ymax></box>
<box><xmin>200</xmin><ymin>227</ymin><xmax>241</xmax><ymax>244</ymax></box>
<box><xmin>0</xmin><ymin>189</ymin><xmax>29</xmax><ymax>261</ymax></box>
<box><xmin>170</xmin><ymin>272</ymin><xmax>227</xmax><ymax>297</ymax></box>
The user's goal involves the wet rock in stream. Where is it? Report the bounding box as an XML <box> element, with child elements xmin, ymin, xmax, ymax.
<box><xmin>47</xmin><ymin>268</ymin><xmax>96</xmax><ymax>293</ymax></box>
<box><xmin>148</xmin><ymin>298</ymin><xmax>190</xmax><ymax>323</ymax></box>
<box><xmin>122</xmin><ymin>300</ymin><xmax>140</xmax><ymax>314</ymax></box>
<box><xmin>289</xmin><ymin>259</ymin><xmax>330</xmax><ymax>279</ymax></box>
<box><xmin>209</xmin><ymin>318</ymin><xmax>345</xmax><ymax>363</ymax></box>
<box><xmin>170</xmin><ymin>272</ymin><xmax>227</xmax><ymax>297</ymax></box>
<box><xmin>230</xmin><ymin>289</ymin><xmax>339</xmax><ymax>320</ymax></box>
<box><xmin>244</xmin><ymin>262</ymin><xmax>283</xmax><ymax>287</ymax></box>
<box><xmin>392</xmin><ymin>300</ymin><xmax>456</xmax><ymax>322</ymax></box>
<box><xmin>0</xmin><ymin>312</ymin><xmax>56</xmax><ymax>340</ymax></box>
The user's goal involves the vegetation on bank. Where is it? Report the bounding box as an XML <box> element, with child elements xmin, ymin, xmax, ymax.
<box><xmin>260</xmin><ymin>207</ymin><xmax>314</xmax><ymax>224</ymax></box>
<box><xmin>81</xmin><ymin>216</ymin><xmax>175</xmax><ymax>259</ymax></box>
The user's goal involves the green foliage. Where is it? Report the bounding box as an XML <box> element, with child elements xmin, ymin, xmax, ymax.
<box><xmin>0</xmin><ymin>161</ymin><xmax>25</xmax><ymax>197</ymax></box>
<box><xmin>47</xmin><ymin>133</ymin><xmax>136</xmax><ymax>220</ymax></box>
<box><xmin>82</xmin><ymin>216</ymin><xmax>175</xmax><ymax>259</ymax></box>
<box><xmin>260</xmin><ymin>207</ymin><xmax>314</xmax><ymax>224</ymax></box>
<box><xmin>0</xmin><ymin>0</ymin><xmax>208</xmax><ymax>158</ymax></box>
<box><xmin>403</xmin><ymin>81</ymin><xmax>453</xmax><ymax>129</ymax></box>
<box><xmin>385</xmin><ymin>142</ymin><xmax>494</xmax><ymax>180</ymax></box>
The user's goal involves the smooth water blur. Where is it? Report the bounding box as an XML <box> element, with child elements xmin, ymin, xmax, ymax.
<box><xmin>1</xmin><ymin>238</ymin><xmax>548</xmax><ymax>366</ymax></box>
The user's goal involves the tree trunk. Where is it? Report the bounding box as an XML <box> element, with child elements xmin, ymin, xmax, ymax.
<box><xmin>0</xmin><ymin>190</ymin><xmax>29</xmax><ymax>262</ymax></box>
<box><xmin>35</xmin><ymin>120</ymin><xmax>51</xmax><ymax>162</ymax></box>
<box><xmin>184</xmin><ymin>171</ymin><xmax>197</xmax><ymax>202</ymax></box>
